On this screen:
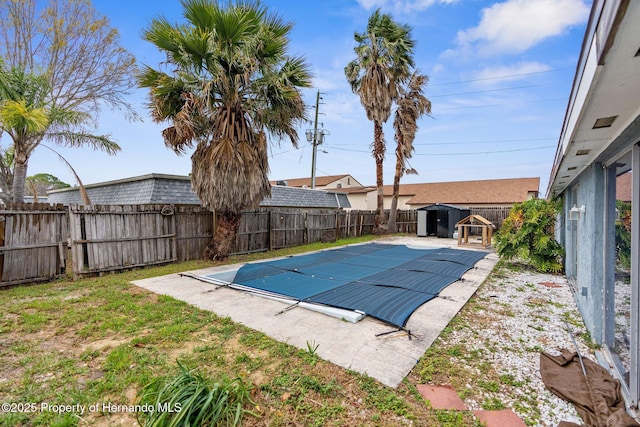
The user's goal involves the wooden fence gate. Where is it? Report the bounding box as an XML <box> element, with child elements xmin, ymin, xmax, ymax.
<box><xmin>0</xmin><ymin>203</ymin><xmax>68</xmax><ymax>287</ymax></box>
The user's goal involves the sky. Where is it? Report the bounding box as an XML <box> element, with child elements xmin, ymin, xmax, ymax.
<box><xmin>21</xmin><ymin>0</ymin><xmax>592</xmax><ymax>195</ymax></box>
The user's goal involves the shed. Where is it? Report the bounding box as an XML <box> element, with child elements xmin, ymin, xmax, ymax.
<box><xmin>456</xmin><ymin>215</ymin><xmax>495</xmax><ymax>248</ymax></box>
<box><xmin>417</xmin><ymin>204</ymin><xmax>470</xmax><ymax>238</ymax></box>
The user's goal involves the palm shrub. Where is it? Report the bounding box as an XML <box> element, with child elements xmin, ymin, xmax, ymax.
<box><xmin>136</xmin><ymin>362</ymin><xmax>254</xmax><ymax>427</ymax></box>
<box><xmin>495</xmin><ymin>198</ymin><xmax>564</xmax><ymax>273</ymax></box>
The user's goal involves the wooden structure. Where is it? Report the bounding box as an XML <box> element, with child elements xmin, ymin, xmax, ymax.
<box><xmin>0</xmin><ymin>203</ymin><xmax>68</xmax><ymax>286</ymax></box>
<box><xmin>0</xmin><ymin>205</ymin><xmax>419</xmax><ymax>287</ymax></box>
<box><xmin>456</xmin><ymin>215</ymin><xmax>495</xmax><ymax>248</ymax></box>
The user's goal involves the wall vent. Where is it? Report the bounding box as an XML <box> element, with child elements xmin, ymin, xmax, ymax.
<box><xmin>593</xmin><ymin>116</ymin><xmax>617</xmax><ymax>129</ymax></box>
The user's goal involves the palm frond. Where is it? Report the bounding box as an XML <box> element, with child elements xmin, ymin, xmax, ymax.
<box><xmin>46</xmin><ymin>131</ymin><xmax>120</xmax><ymax>154</ymax></box>
<box><xmin>139</xmin><ymin>0</ymin><xmax>311</xmax><ymax>225</ymax></box>
<box><xmin>0</xmin><ymin>99</ymin><xmax>49</xmax><ymax>134</ymax></box>
<box><xmin>39</xmin><ymin>144</ymin><xmax>91</xmax><ymax>205</ymax></box>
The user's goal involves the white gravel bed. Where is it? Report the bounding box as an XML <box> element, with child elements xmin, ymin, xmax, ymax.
<box><xmin>454</xmin><ymin>265</ymin><xmax>593</xmax><ymax>426</ymax></box>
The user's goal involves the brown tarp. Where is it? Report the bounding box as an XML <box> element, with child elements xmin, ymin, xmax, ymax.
<box><xmin>540</xmin><ymin>349</ymin><xmax>639</xmax><ymax>427</ymax></box>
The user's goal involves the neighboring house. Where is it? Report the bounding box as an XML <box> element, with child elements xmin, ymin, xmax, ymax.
<box><xmin>617</xmin><ymin>171</ymin><xmax>632</xmax><ymax>203</ymax></box>
<box><xmin>271</xmin><ymin>174</ymin><xmax>363</xmax><ymax>190</ymax></box>
<box><xmin>339</xmin><ymin>177</ymin><xmax>540</xmax><ymax>211</ymax></box>
<box><xmin>47</xmin><ymin>173</ymin><xmax>350</xmax><ymax>209</ymax></box>
<box><xmin>546</xmin><ymin>1</ymin><xmax>640</xmax><ymax>409</ymax></box>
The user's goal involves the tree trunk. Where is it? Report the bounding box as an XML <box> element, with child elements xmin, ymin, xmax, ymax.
<box><xmin>204</xmin><ymin>211</ymin><xmax>242</xmax><ymax>261</ymax></box>
<box><xmin>373</xmin><ymin>120</ymin><xmax>386</xmax><ymax>231</ymax></box>
<box><xmin>11</xmin><ymin>150</ymin><xmax>29</xmax><ymax>203</ymax></box>
<box><xmin>387</xmin><ymin>136</ymin><xmax>404</xmax><ymax>234</ymax></box>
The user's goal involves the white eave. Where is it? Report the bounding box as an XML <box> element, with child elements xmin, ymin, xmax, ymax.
<box><xmin>547</xmin><ymin>0</ymin><xmax>640</xmax><ymax>198</ymax></box>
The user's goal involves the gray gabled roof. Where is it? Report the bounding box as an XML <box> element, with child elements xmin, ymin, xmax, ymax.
<box><xmin>47</xmin><ymin>174</ymin><xmax>200</xmax><ymax>205</ymax></box>
<box><xmin>47</xmin><ymin>174</ymin><xmax>350</xmax><ymax>209</ymax></box>
<box><xmin>264</xmin><ymin>185</ymin><xmax>350</xmax><ymax>209</ymax></box>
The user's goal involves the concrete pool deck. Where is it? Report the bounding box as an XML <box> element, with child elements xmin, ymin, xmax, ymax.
<box><xmin>131</xmin><ymin>236</ymin><xmax>498</xmax><ymax>387</ymax></box>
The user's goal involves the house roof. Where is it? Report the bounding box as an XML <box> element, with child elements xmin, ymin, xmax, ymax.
<box><xmin>47</xmin><ymin>174</ymin><xmax>200</xmax><ymax>205</ymax></box>
<box><xmin>332</xmin><ymin>178</ymin><xmax>539</xmax><ymax>205</ymax></box>
<box><xmin>331</xmin><ymin>186</ymin><xmax>376</xmax><ymax>195</ymax></box>
<box><xmin>404</xmin><ymin>177</ymin><xmax>540</xmax><ymax>205</ymax></box>
<box><xmin>47</xmin><ymin>173</ymin><xmax>350</xmax><ymax>209</ymax></box>
<box><xmin>547</xmin><ymin>2</ymin><xmax>640</xmax><ymax>197</ymax></box>
<box><xmin>271</xmin><ymin>174</ymin><xmax>361</xmax><ymax>188</ymax></box>
<box><xmin>261</xmin><ymin>186</ymin><xmax>350</xmax><ymax>209</ymax></box>
<box><xmin>617</xmin><ymin>172</ymin><xmax>632</xmax><ymax>202</ymax></box>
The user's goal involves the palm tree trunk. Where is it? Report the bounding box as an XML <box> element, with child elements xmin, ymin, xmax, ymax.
<box><xmin>387</xmin><ymin>136</ymin><xmax>404</xmax><ymax>234</ymax></box>
<box><xmin>204</xmin><ymin>211</ymin><xmax>242</xmax><ymax>260</ymax></box>
<box><xmin>373</xmin><ymin>120</ymin><xmax>386</xmax><ymax>230</ymax></box>
<box><xmin>12</xmin><ymin>150</ymin><xmax>29</xmax><ymax>203</ymax></box>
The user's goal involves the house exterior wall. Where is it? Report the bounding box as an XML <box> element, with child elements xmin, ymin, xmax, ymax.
<box><xmin>322</xmin><ymin>176</ymin><xmax>360</xmax><ymax>189</ymax></box>
<box><xmin>343</xmin><ymin>193</ymin><xmax>369</xmax><ymax>210</ymax></box>
<box><xmin>567</xmin><ymin>164</ymin><xmax>606</xmax><ymax>343</ymax></box>
<box><xmin>546</xmin><ymin>1</ymin><xmax>640</xmax><ymax>410</ymax></box>
<box><xmin>383</xmin><ymin>195</ymin><xmax>413</xmax><ymax>210</ymax></box>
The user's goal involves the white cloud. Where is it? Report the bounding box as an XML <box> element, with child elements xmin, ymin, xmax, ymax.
<box><xmin>456</xmin><ymin>0</ymin><xmax>590</xmax><ymax>56</ymax></box>
<box><xmin>356</xmin><ymin>0</ymin><xmax>459</xmax><ymax>14</ymax></box>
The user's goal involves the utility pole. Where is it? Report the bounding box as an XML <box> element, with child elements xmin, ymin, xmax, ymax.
<box><xmin>305</xmin><ymin>91</ymin><xmax>329</xmax><ymax>189</ymax></box>
<box><xmin>311</xmin><ymin>91</ymin><xmax>320</xmax><ymax>189</ymax></box>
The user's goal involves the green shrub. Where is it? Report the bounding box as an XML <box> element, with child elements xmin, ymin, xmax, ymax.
<box><xmin>136</xmin><ymin>362</ymin><xmax>254</xmax><ymax>427</ymax></box>
<box><xmin>495</xmin><ymin>198</ymin><xmax>564</xmax><ymax>273</ymax></box>
<box><xmin>615</xmin><ymin>200</ymin><xmax>631</xmax><ymax>269</ymax></box>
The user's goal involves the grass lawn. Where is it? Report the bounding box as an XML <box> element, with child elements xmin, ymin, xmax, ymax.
<box><xmin>0</xmin><ymin>235</ymin><xmax>510</xmax><ymax>427</ymax></box>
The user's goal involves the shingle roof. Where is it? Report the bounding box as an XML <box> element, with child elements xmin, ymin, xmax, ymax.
<box><xmin>271</xmin><ymin>174</ymin><xmax>359</xmax><ymax>188</ymax></box>
<box><xmin>262</xmin><ymin>186</ymin><xmax>351</xmax><ymax>208</ymax></box>
<box><xmin>47</xmin><ymin>174</ymin><xmax>200</xmax><ymax>205</ymax></box>
<box><xmin>331</xmin><ymin>178</ymin><xmax>540</xmax><ymax>205</ymax></box>
<box><xmin>617</xmin><ymin>172</ymin><xmax>631</xmax><ymax>202</ymax></box>
<box><xmin>47</xmin><ymin>174</ymin><xmax>350</xmax><ymax>209</ymax></box>
<box><xmin>404</xmin><ymin>177</ymin><xmax>540</xmax><ymax>205</ymax></box>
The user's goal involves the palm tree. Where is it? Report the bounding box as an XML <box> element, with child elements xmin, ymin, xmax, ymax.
<box><xmin>387</xmin><ymin>72</ymin><xmax>431</xmax><ymax>233</ymax></box>
<box><xmin>138</xmin><ymin>0</ymin><xmax>311</xmax><ymax>259</ymax></box>
<box><xmin>0</xmin><ymin>60</ymin><xmax>119</xmax><ymax>203</ymax></box>
<box><xmin>345</xmin><ymin>9</ymin><xmax>415</xmax><ymax>231</ymax></box>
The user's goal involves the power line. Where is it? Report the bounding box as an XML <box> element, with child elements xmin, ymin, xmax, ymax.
<box><xmin>414</xmin><ymin>145</ymin><xmax>555</xmax><ymax>156</ymax></box>
<box><xmin>430</xmin><ymin>83</ymin><xmax>542</xmax><ymax>98</ymax></box>
<box><xmin>414</xmin><ymin>138</ymin><xmax>556</xmax><ymax>146</ymax></box>
<box><xmin>324</xmin><ymin>145</ymin><xmax>555</xmax><ymax>156</ymax></box>
<box><xmin>429</xmin><ymin>67</ymin><xmax>574</xmax><ymax>87</ymax></box>
<box><xmin>435</xmin><ymin>96</ymin><xmax>568</xmax><ymax>111</ymax></box>
<box><xmin>328</xmin><ymin>137</ymin><xmax>556</xmax><ymax>147</ymax></box>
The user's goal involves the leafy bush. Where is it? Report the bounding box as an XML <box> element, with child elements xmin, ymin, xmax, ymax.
<box><xmin>495</xmin><ymin>198</ymin><xmax>564</xmax><ymax>273</ymax></box>
<box><xmin>616</xmin><ymin>200</ymin><xmax>631</xmax><ymax>270</ymax></box>
<box><xmin>136</xmin><ymin>362</ymin><xmax>254</xmax><ymax>427</ymax></box>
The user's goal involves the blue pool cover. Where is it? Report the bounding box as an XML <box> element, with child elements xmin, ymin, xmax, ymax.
<box><xmin>210</xmin><ymin>243</ymin><xmax>487</xmax><ymax>328</ymax></box>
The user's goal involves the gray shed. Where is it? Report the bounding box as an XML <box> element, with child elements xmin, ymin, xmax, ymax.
<box><xmin>417</xmin><ymin>204</ymin><xmax>470</xmax><ymax>238</ymax></box>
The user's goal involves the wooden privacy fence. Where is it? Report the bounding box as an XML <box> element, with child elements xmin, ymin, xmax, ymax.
<box><xmin>470</xmin><ymin>206</ymin><xmax>512</xmax><ymax>229</ymax></box>
<box><xmin>225</xmin><ymin>209</ymin><xmax>389</xmax><ymax>255</ymax></box>
<box><xmin>69</xmin><ymin>204</ymin><xmax>213</xmax><ymax>279</ymax></box>
<box><xmin>231</xmin><ymin>208</ymin><xmax>417</xmax><ymax>255</ymax></box>
<box><xmin>0</xmin><ymin>203</ymin><xmax>68</xmax><ymax>287</ymax></box>
<box><xmin>0</xmin><ymin>203</ymin><xmax>494</xmax><ymax>287</ymax></box>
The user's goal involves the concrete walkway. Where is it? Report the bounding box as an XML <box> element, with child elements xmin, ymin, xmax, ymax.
<box><xmin>132</xmin><ymin>237</ymin><xmax>498</xmax><ymax>388</ymax></box>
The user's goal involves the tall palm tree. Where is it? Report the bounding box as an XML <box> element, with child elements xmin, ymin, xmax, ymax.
<box><xmin>138</xmin><ymin>0</ymin><xmax>311</xmax><ymax>259</ymax></box>
<box><xmin>345</xmin><ymin>9</ymin><xmax>414</xmax><ymax>230</ymax></box>
<box><xmin>387</xmin><ymin>72</ymin><xmax>431</xmax><ymax>233</ymax></box>
<box><xmin>0</xmin><ymin>60</ymin><xmax>119</xmax><ymax>204</ymax></box>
